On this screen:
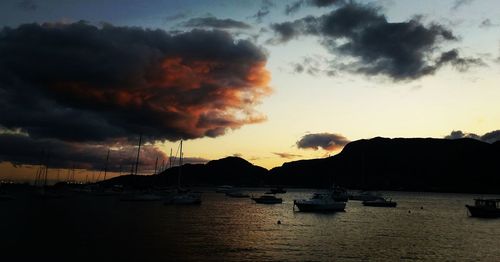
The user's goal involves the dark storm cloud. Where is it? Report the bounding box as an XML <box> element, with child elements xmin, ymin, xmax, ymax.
<box><xmin>0</xmin><ymin>22</ymin><xmax>271</xmax><ymax>143</ymax></box>
<box><xmin>18</xmin><ymin>0</ymin><xmax>37</xmax><ymax>11</ymax></box>
<box><xmin>269</xmin><ymin>21</ymin><xmax>300</xmax><ymax>42</ymax></box>
<box><xmin>271</xmin><ymin>3</ymin><xmax>481</xmax><ymax>80</ymax></box>
<box><xmin>0</xmin><ymin>133</ymin><xmax>170</xmax><ymax>172</ymax></box>
<box><xmin>451</xmin><ymin>0</ymin><xmax>475</xmax><ymax>11</ymax></box>
<box><xmin>296</xmin><ymin>133</ymin><xmax>350</xmax><ymax>151</ymax></box>
<box><xmin>444</xmin><ymin>130</ymin><xmax>500</xmax><ymax>143</ymax></box>
<box><xmin>268</xmin><ymin>16</ymin><xmax>318</xmax><ymax>43</ymax></box>
<box><xmin>183</xmin><ymin>17</ymin><xmax>252</xmax><ymax>29</ymax></box>
<box><xmin>273</xmin><ymin>152</ymin><xmax>302</xmax><ymax>159</ymax></box>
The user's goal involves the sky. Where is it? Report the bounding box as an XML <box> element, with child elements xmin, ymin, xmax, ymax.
<box><xmin>1</xmin><ymin>0</ymin><xmax>500</xmax><ymax>183</ymax></box>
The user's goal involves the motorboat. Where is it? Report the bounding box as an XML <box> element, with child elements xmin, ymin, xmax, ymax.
<box><xmin>251</xmin><ymin>195</ymin><xmax>282</xmax><ymax>204</ymax></box>
<box><xmin>293</xmin><ymin>192</ymin><xmax>346</xmax><ymax>212</ymax></box>
<box><xmin>466</xmin><ymin>198</ymin><xmax>500</xmax><ymax>218</ymax></box>
<box><xmin>362</xmin><ymin>197</ymin><xmax>397</xmax><ymax>207</ymax></box>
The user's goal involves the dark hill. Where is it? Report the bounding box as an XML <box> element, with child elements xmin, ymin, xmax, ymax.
<box><xmin>270</xmin><ymin>137</ymin><xmax>500</xmax><ymax>193</ymax></box>
<box><xmin>103</xmin><ymin>156</ymin><xmax>268</xmax><ymax>188</ymax></box>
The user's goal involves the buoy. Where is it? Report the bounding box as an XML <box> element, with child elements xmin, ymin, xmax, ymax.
<box><xmin>277</xmin><ymin>220</ymin><xmax>281</xmax><ymax>225</ymax></box>
<box><xmin>408</xmin><ymin>210</ymin><xmax>411</xmax><ymax>213</ymax></box>
<box><xmin>420</xmin><ymin>206</ymin><xmax>423</xmax><ymax>210</ymax></box>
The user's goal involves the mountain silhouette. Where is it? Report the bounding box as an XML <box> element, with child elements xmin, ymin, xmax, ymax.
<box><xmin>104</xmin><ymin>138</ymin><xmax>500</xmax><ymax>193</ymax></box>
<box><xmin>271</xmin><ymin>137</ymin><xmax>500</xmax><ymax>193</ymax></box>
<box><xmin>103</xmin><ymin>156</ymin><xmax>268</xmax><ymax>188</ymax></box>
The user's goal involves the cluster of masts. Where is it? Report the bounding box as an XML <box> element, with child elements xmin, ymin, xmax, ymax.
<box><xmin>32</xmin><ymin>134</ymin><xmax>183</xmax><ymax>186</ymax></box>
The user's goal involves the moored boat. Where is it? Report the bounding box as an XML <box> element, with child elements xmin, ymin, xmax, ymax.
<box><xmin>293</xmin><ymin>192</ymin><xmax>346</xmax><ymax>212</ymax></box>
<box><xmin>466</xmin><ymin>198</ymin><xmax>500</xmax><ymax>218</ymax></box>
<box><xmin>163</xmin><ymin>141</ymin><xmax>202</xmax><ymax>206</ymax></box>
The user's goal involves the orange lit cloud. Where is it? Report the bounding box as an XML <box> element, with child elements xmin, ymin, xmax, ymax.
<box><xmin>0</xmin><ymin>23</ymin><xmax>271</xmax><ymax>142</ymax></box>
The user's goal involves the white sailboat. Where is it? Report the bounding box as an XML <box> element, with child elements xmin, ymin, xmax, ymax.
<box><xmin>120</xmin><ymin>134</ymin><xmax>163</xmax><ymax>201</ymax></box>
<box><xmin>164</xmin><ymin>140</ymin><xmax>202</xmax><ymax>205</ymax></box>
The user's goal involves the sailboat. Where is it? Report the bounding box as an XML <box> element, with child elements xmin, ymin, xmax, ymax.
<box><xmin>164</xmin><ymin>140</ymin><xmax>201</xmax><ymax>205</ymax></box>
<box><xmin>120</xmin><ymin>134</ymin><xmax>163</xmax><ymax>201</ymax></box>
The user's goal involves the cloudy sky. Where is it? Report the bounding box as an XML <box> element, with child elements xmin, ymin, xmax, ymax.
<box><xmin>1</xmin><ymin>0</ymin><xmax>500</xmax><ymax>182</ymax></box>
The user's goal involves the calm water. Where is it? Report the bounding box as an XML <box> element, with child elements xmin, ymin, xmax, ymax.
<box><xmin>1</xmin><ymin>189</ymin><xmax>500</xmax><ymax>261</ymax></box>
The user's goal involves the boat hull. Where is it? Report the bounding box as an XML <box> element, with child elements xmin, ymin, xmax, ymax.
<box><xmin>466</xmin><ymin>205</ymin><xmax>500</xmax><ymax>218</ymax></box>
<box><xmin>294</xmin><ymin>201</ymin><xmax>346</xmax><ymax>212</ymax></box>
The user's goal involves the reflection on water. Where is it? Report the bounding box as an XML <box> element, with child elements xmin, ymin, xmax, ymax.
<box><xmin>1</xmin><ymin>190</ymin><xmax>500</xmax><ymax>261</ymax></box>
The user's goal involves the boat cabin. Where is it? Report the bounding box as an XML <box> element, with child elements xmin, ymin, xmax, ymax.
<box><xmin>474</xmin><ymin>199</ymin><xmax>500</xmax><ymax>209</ymax></box>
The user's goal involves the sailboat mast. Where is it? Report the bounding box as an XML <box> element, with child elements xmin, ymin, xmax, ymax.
<box><xmin>34</xmin><ymin>149</ymin><xmax>45</xmax><ymax>186</ymax></box>
<box><xmin>180</xmin><ymin>141</ymin><xmax>183</xmax><ymax>166</ymax></box>
<box><xmin>134</xmin><ymin>134</ymin><xmax>142</xmax><ymax>175</ymax></box>
<box><xmin>169</xmin><ymin>148</ymin><xmax>173</xmax><ymax>169</ymax></box>
<box><xmin>103</xmin><ymin>149</ymin><xmax>110</xmax><ymax>181</ymax></box>
<box><xmin>154</xmin><ymin>156</ymin><xmax>158</xmax><ymax>175</ymax></box>
<box><xmin>43</xmin><ymin>151</ymin><xmax>50</xmax><ymax>187</ymax></box>
<box><xmin>177</xmin><ymin>140</ymin><xmax>183</xmax><ymax>188</ymax></box>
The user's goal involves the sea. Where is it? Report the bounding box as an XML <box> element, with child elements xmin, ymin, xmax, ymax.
<box><xmin>1</xmin><ymin>189</ymin><xmax>499</xmax><ymax>261</ymax></box>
